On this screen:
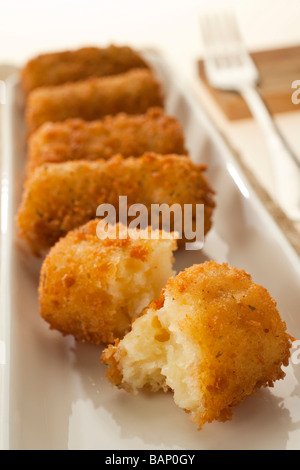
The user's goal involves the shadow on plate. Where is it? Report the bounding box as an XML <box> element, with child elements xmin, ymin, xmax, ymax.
<box><xmin>68</xmin><ymin>340</ymin><xmax>300</xmax><ymax>450</ymax></box>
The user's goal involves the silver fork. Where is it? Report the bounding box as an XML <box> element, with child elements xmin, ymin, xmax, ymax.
<box><xmin>200</xmin><ymin>11</ymin><xmax>300</xmax><ymax>220</ymax></box>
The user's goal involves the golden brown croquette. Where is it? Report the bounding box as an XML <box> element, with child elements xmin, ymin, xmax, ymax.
<box><xmin>21</xmin><ymin>45</ymin><xmax>150</xmax><ymax>95</ymax></box>
<box><xmin>17</xmin><ymin>153</ymin><xmax>215</xmax><ymax>255</ymax></box>
<box><xmin>26</xmin><ymin>69</ymin><xmax>164</xmax><ymax>133</ymax></box>
<box><xmin>26</xmin><ymin>108</ymin><xmax>187</xmax><ymax>176</ymax></box>
<box><xmin>39</xmin><ymin>221</ymin><xmax>177</xmax><ymax>344</ymax></box>
<box><xmin>102</xmin><ymin>261</ymin><xmax>293</xmax><ymax>430</ymax></box>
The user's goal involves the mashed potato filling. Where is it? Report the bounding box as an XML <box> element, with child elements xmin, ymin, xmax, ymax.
<box><xmin>107</xmin><ymin>241</ymin><xmax>177</xmax><ymax>337</ymax></box>
<box><xmin>115</xmin><ymin>294</ymin><xmax>203</xmax><ymax>412</ymax></box>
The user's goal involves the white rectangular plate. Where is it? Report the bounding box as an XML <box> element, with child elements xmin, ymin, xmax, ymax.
<box><xmin>1</xmin><ymin>50</ymin><xmax>300</xmax><ymax>450</ymax></box>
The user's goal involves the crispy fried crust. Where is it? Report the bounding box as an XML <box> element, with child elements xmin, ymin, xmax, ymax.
<box><xmin>21</xmin><ymin>45</ymin><xmax>149</xmax><ymax>95</ymax></box>
<box><xmin>17</xmin><ymin>153</ymin><xmax>215</xmax><ymax>255</ymax></box>
<box><xmin>26</xmin><ymin>69</ymin><xmax>164</xmax><ymax>133</ymax></box>
<box><xmin>102</xmin><ymin>261</ymin><xmax>293</xmax><ymax>429</ymax></box>
<box><xmin>39</xmin><ymin>221</ymin><xmax>177</xmax><ymax>344</ymax></box>
<box><xmin>26</xmin><ymin>108</ymin><xmax>187</xmax><ymax>176</ymax></box>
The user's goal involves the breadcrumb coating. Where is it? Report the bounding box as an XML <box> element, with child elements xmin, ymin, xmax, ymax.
<box><xmin>21</xmin><ymin>45</ymin><xmax>149</xmax><ymax>95</ymax></box>
<box><xmin>102</xmin><ymin>261</ymin><xmax>293</xmax><ymax>429</ymax></box>
<box><xmin>17</xmin><ymin>152</ymin><xmax>215</xmax><ymax>255</ymax></box>
<box><xmin>39</xmin><ymin>221</ymin><xmax>177</xmax><ymax>344</ymax></box>
<box><xmin>26</xmin><ymin>68</ymin><xmax>164</xmax><ymax>133</ymax></box>
<box><xmin>26</xmin><ymin>108</ymin><xmax>187</xmax><ymax>176</ymax></box>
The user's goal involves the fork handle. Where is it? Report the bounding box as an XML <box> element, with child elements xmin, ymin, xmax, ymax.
<box><xmin>240</xmin><ymin>84</ymin><xmax>300</xmax><ymax>220</ymax></box>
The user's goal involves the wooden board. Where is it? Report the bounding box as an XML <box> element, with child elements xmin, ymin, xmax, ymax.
<box><xmin>198</xmin><ymin>45</ymin><xmax>300</xmax><ymax>120</ymax></box>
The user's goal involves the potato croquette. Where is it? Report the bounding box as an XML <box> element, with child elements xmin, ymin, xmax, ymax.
<box><xmin>21</xmin><ymin>45</ymin><xmax>149</xmax><ymax>96</ymax></box>
<box><xmin>26</xmin><ymin>108</ymin><xmax>187</xmax><ymax>176</ymax></box>
<box><xmin>17</xmin><ymin>153</ymin><xmax>215</xmax><ymax>255</ymax></box>
<box><xmin>101</xmin><ymin>261</ymin><xmax>293</xmax><ymax>430</ymax></box>
<box><xmin>39</xmin><ymin>220</ymin><xmax>177</xmax><ymax>344</ymax></box>
<box><xmin>26</xmin><ymin>69</ymin><xmax>164</xmax><ymax>133</ymax></box>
